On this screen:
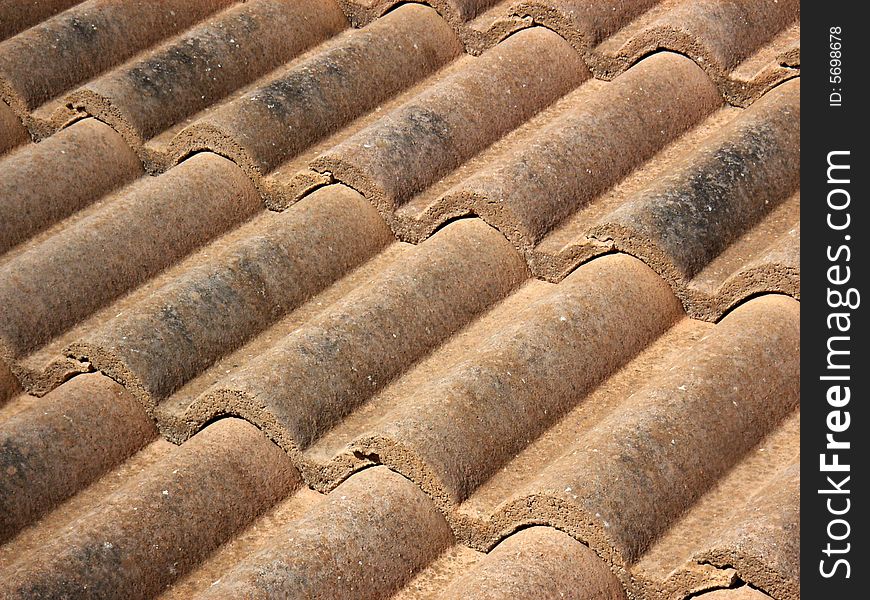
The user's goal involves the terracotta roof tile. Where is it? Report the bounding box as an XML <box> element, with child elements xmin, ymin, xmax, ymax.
<box><xmin>588</xmin><ymin>0</ymin><xmax>799</xmax><ymax>105</ymax></box>
<box><xmin>408</xmin><ymin>51</ymin><xmax>721</xmax><ymax>248</ymax></box>
<box><xmin>0</xmin><ymin>418</ymin><xmax>298</xmax><ymax>599</ymax></box>
<box><xmin>198</xmin><ymin>467</ymin><xmax>452</xmax><ymax>599</ymax></box>
<box><xmin>438</xmin><ymin>526</ymin><xmax>626</xmax><ymax>599</ymax></box>
<box><xmin>633</xmin><ymin>410</ymin><xmax>799</xmax><ymax>599</ymax></box>
<box><xmin>527</xmin><ymin>79</ymin><xmax>799</xmax><ymax>319</ymax></box>
<box><xmin>389</xmin><ymin>547</ymin><xmax>484</xmax><ymax>600</ymax></box>
<box><xmin>61</xmin><ymin>0</ymin><xmax>347</xmax><ymax>150</ymax></box>
<box><xmin>0</xmin><ymin>98</ymin><xmax>26</xmax><ymax>154</ymax></box>
<box><xmin>184</xmin><ymin>219</ymin><xmax>527</xmax><ymax>454</ymax></box>
<box><xmin>0</xmin><ymin>2</ymin><xmax>800</xmax><ymax>598</ymax></box>
<box><xmin>510</xmin><ymin>0</ymin><xmax>660</xmax><ymax>50</ymax></box>
<box><xmin>156</xmin><ymin>486</ymin><xmax>326</xmax><ymax>600</ymax></box>
<box><xmin>590</xmin><ymin>80</ymin><xmax>798</xmax><ymax>278</ymax></box>
<box><xmin>311</xmin><ymin>27</ymin><xmax>588</xmax><ymax>217</ymax></box>
<box><xmin>166</xmin><ymin>4</ymin><xmax>462</xmax><ymax>194</ymax></box>
<box><xmin>0</xmin><ymin>153</ymin><xmax>260</xmax><ymax>392</ymax></box>
<box><xmin>0</xmin><ymin>118</ymin><xmax>142</xmax><ymax>256</ymax></box>
<box><xmin>485</xmin><ymin>296</ymin><xmax>798</xmax><ymax>564</ymax></box>
<box><xmin>350</xmin><ymin>254</ymin><xmax>683</xmax><ymax>507</ymax></box>
<box><xmin>69</xmin><ymin>185</ymin><xmax>393</xmax><ymax>408</ymax></box>
<box><xmin>341</xmin><ymin>0</ymin><xmax>800</xmax><ymax>100</ymax></box>
<box><xmin>693</xmin><ymin>462</ymin><xmax>800</xmax><ymax>600</ymax></box>
<box><xmin>0</xmin><ymin>0</ymin><xmax>236</xmax><ymax>134</ymax></box>
<box><xmin>0</xmin><ymin>374</ymin><xmax>154</xmax><ymax>542</ymax></box>
<box><xmin>338</xmin><ymin>0</ymin><xmax>499</xmax><ymax>28</ymax></box>
<box><xmin>0</xmin><ymin>0</ymin><xmax>82</xmax><ymax>42</ymax></box>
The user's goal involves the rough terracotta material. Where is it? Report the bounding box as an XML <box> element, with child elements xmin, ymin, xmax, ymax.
<box><xmin>725</xmin><ymin>23</ymin><xmax>800</xmax><ymax>106</ymax></box>
<box><xmin>432</xmin><ymin>52</ymin><xmax>721</xmax><ymax>249</ymax></box>
<box><xmin>511</xmin><ymin>0</ymin><xmax>658</xmax><ymax>50</ymax></box>
<box><xmin>456</xmin><ymin>2</ymin><xmax>529</xmax><ymax>55</ymax></box>
<box><xmin>585</xmin><ymin>79</ymin><xmax>799</xmax><ymax>296</ymax></box>
<box><xmin>590</xmin><ymin>0</ymin><xmax>799</xmax><ymax>104</ymax></box>
<box><xmin>198</xmin><ymin>467</ymin><xmax>453</xmax><ymax>599</ymax></box>
<box><xmin>502</xmin><ymin>78</ymin><xmax>800</xmax><ymax>319</ymax></box>
<box><xmin>630</xmin><ymin>407</ymin><xmax>798</xmax><ymax>600</ymax></box>
<box><xmin>699</xmin><ymin>588</ymin><xmax>774</xmax><ymax>600</ymax></box>
<box><xmin>440</xmin><ymin>527</ymin><xmax>625</xmax><ymax>599</ymax></box>
<box><xmin>534</xmin><ymin>119</ymin><xmax>795</xmax><ymax>300</ymax></box>
<box><xmin>156</xmin><ymin>487</ymin><xmax>326</xmax><ymax>599</ymax></box>
<box><xmin>696</xmin><ymin>462</ymin><xmax>800</xmax><ymax>600</ymax></box>
<box><xmin>0</xmin><ymin>153</ymin><xmax>259</xmax><ymax>367</ymax></box>
<box><xmin>0</xmin><ymin>362</ymin><xmax>17</xmax><ymax>405</ymax></box>
<box><xmin>68</xmin><ymin>185</ymin><xmax>393</xmax><ymax>408</ymax></box>
<box><xmin>491</xmin><ymin>295</ymin><xmax>799</xmax><ymax>567</ymax></box>
<box><xmin>0</xmin><ymin>418</ymin><xmax>299</xmax><ymax>600</ymax></box>
<box><xmin>0</xmin><ymin>374</ymin><xmax>155</xmax><ymax>543</ymax></box>
<box><xmin>688</xmin><ymin>195</ymin><xmax>800</xmax><ymax>316</ymax></box>
<box><xmin>352</xmin><ymin>254</ymin><xmax>682</xmax><ymax>507</ymax></box>
<box><xmin>0</xmin><ymin>99</ymin><xmax>26</xmax><ymax>154</ymax></box>
<box><xmin>337</xmin><ymin>0</ymin><xmax>499</xmax><ymax>27</ymax></box>
<box><xmin>390</xmin><ymin>545</ymin><xmax>483</xmax><ymax>600</ymax></box>
<box><xmin>64</xmin><ymin>0</ymin><xmax>346</xmax><ymax>152</ymax></box>
<box><xmin>311</xmin><ymin>26</ymin><xmax>588</xmax><ymax>216</ymax></box>
<box><xmin>0</xmin><ymin>0</ymin><xmax>81</xmax><ymax>42</ymax></box>
<box><xmin>168</xmin><ymin>4</ymin><xmax>462</xmax><ymax>191</ymax></box>
<box><xmin>0</xmin><ymin>118</ymin><xmax>142</xmax><ymax>256</ymax></box>
<box><xmin>0</xmin><ymin>0</ymin><xmax>234</xmax><ymax>132</ymax></box>
<box><xmin>319</xmin><ymin>52</ymin><xmax>796</xmax><ymax>321</ymax></box>
<box><xmin>0</xmin><ymin>3</ymin><xmax>802</xmax><ymax>598</ymax></box>
<box><xmin>184</xmin><ymin>219</ymin><xmax>527</xmax><ymax>453</ymax></box>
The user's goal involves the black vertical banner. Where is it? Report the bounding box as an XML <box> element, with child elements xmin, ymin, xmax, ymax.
<box><xmin>803</xmin><ymin>3</ymin><xmax>868</xmax><ymax>597</ymax></box>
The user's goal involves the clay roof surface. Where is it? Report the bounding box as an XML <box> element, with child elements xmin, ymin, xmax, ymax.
<box><xmin>0</xmin><ymin>1</ymin><xmax>799</xmax><ymax>599</ymax></box>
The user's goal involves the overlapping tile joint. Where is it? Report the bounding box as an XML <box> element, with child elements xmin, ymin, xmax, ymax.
<box><xmin>0</xmin><ymin>1</ymin><xmax>799</xmax><ymax>599</ymax></box>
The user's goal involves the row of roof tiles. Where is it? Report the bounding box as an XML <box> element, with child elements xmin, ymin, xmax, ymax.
<box><xmin>0</xmin><ymin>0</ymin><xmax>800</xmax><ymax>143</ymax></box>
<box><xmin>3</xmin><ymin>420</ymin><xmax>775</xmax><ymax>600</ymax></box>
<box><xmin>2</xmin><ymin>327</ymin><xmax>797</xmax><ymax>599</ymax></box>
<box><xmin>0</xmin><ymin>73</ymin><xmax>799</xmax><ymax>400</ymax></box>
<box><xmin>0</xmin><ymin>1</ymin><xmax>800</xmax><ymax>599</ymax></box>
<box><xmin>1</xmin><ymin>254</ymin><xmax>799</xmax><ymax>597</ymax></box>
<box><xmin>339</xmin><ymin>0</ymin><xmax>799</xmax><ymax>98</ymax></box>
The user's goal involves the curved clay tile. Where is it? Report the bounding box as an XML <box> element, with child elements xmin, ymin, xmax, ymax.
<box><xmin>425</xmin><ymin>52</ymin><xmax>721</xmax><ymax>249</ymax></box>
<box><xmin>67</xmin><ymin>185</ymin><xmax>394</xmax><ymax>409</ymax></box>
<box><xmin>310</xmin><ymin>26</ymin><xmax>589</xmax><ymax>220</ymax></box>
<box><xmin>589</xmin><ymin>0</ymin><xmax>799</xmax><ymax>104</ymax></box>
<box><xmin>694</xmin><ymin>462</ymin><xmax>800</xmax><ymax>600</ymax></box>
<box><xmin>197</xmin><ymin>467</ymin><xmax>453</xmax><ymax>599</ymax></box>
<box><xmin>0</xmin><ymin>154</ymin><xmax>260</xmax><ymax>392</ymax></box>
<box><xmin>0</xmin><ymin>118</ymin><xmax>142</xmax><ymax>257</ymax></box>
<box><xmin>61</xmin><ymin>0</ymin><xmax>347</xmax><ymax>153</ymax></box>
<box><xmin>0</xmin><ymin>0</ymin><xmax>82</xmax><ymax>43</ymax></box>
<box><xmin>167</xmin><ymin>4</ymin><xmax>463</xmax><ymax>197</ymax></box>
<box><xmin>183</xmin><ymin>219</ymin><xmax>527</xmax><ymax>455</ymax></box>
<box><xmin>488</xmin><ymin>295</ymin><xmax>799</xmax><ymax>565</ymax></box>
<box><xmin>0</xmin><ymin>374</ymin><xmax>155</xmax><ymax>543</ymax></box>
<box><xmin>439</xmin><ymin>527</ymin><xmax>625</xmax><ymax>600</ymax></box>
<box><xmin>337</xmin><ymin>0</ymin><xmax>501</xmax><ymax>27</ymax></box>
<box><xmin>0</xmin><ymin>418</ymin><xmax>298</xmax><ymax>600</ymax></box>
<box><xmin>630</xmin><ymin>410</ymin><xmax>798</xmax><ymax>599</ymax></box>
<box><xmin>0</xmin><ymin>0</ymin><xmax>235</xmax><ymax>134</ymax></box>
<box><xmin>350</xmin><ymin>253</ymin><xmax>682</xmax><ymax>508</ymax></box>
<box><xmin>585</xmin><ymin>79</ymin><xmax>799</xmax><ymax>317</ymax></box>
<box><xmin>510</xmin><ymin>0</ymin><xmax>659</xmax><ymax>51</ymax></box>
